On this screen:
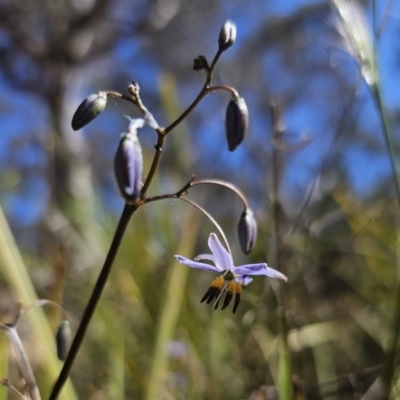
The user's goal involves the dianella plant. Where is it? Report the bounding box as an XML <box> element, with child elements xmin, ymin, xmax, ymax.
<box><xmin>2</xmin><ymin>4</ymin><xmax>399</xmax><ymax>399</ymax></box>
<box><xmin>0</xmin><ymin>0</ymin><xmax>400</xmax><ymax>400</ymax></box>
<box><xmin>0</xmin><ymin>21</ymin><xmax>289</xmax><ymax>400</ymax></box>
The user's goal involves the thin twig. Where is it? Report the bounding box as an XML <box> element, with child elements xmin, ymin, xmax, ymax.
<box><xmin>190</xmin><ymin>179</ymin><xmax>248</xmax><ymax>209</ymax></box>
<box><xmin>144</xmin><ymin>177</ymin><xmax>234</xmax><ymax>253</ymax></box>
<box><xmin>163</xmin><ymin>48</ymin><xmax>225</xmax><ymax>134</ymax></box>
<box><xmin>140</xmin><ymin>134</ymin><xmax>166</xmax><ymax>199</ymax></box>
<box><xmin>146</xmin><ymin>191</ymin><xmax>231</xmax><ymax>254</ymax></box>
<box><xmin>144</xmin><ymin>176</ymin><xmax>195</xmax><ymax>204</ymax></box>
<box><xmin>179</xmin><ymin>197</ymin><xmax>232</xmax><ymax>255</ymax></box>
<box><xmin>7</xmin><ymin>327</ymin><xmax>41</xmax><ymax>400</ymax></box>
<box><xmin>146</xmin><ymin>177</ymin><xmax>248</xmax><ymax>209</ymax></box>
<box><xmin>270</xmin><ymin>101</ymin><xmax>293</xmax><ymax>400</ymax></box>
<box><xmin>14</xmin><ymin>300</ymin><xmax>68</xmax><ymax>327</ymax></box>
<box><xmin>0</xmin><ymin>378</ymin><xmax>28</xmax><ymax>400</ymax></box>
<box><xmin>306</xmin><ymin>365</ymin><xmax>383</xmax><ymax>399</ymax></box>
<box><xmin>105</xmin><ymin>91</ymin><xmax>136</xmax><ymax>105</ymax></box>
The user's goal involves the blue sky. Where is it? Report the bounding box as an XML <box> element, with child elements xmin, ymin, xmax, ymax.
<box><xmin>1</xmin><ymin>0</ymin><xmax>399</xmax><ymax>226</ymax></box>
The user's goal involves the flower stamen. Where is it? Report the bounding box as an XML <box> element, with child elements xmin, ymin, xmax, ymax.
<box><xmin>200</xmin><ymin>287</ymin><xmax>215</xmax><ymax>303</ymax></box>
<box><xmin>212</xmin><ymin>281</ymin><xmax>229</xmax><ymax>310</ymax></box>
<box><xmin>206</xmin><ymin>287</ymin><xmax>220</xmax><ymax>304</ymax></box>
<box><xmin>200</xmin><ymin>276</ymin><xmax>224</xmax><ymax>304</ymax></box>
<box><xmin>232</xmin><ymin>283</ymin><xmax>242</xmax><ymax>314</ymax></box>
<box><xmin>221</xmin><ymin>291</ymin><xmax>233</xmax><ymax>310</ymax></box>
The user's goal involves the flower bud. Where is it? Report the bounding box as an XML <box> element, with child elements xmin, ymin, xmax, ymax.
<box><xmin>193</xmin><ymin>55</ymin><xmax>209</xmax><ymax>71</ymax></box>
<box><xmin>238</xmin><ymin>208</ymin><xmax>257</xmax><ymax>255</ymax></box>
<box><xmin>114</xmin><ymin>130</ymin><xmax>143</xmax><ymax>202</ymax></box>
<box><xmin>226</xmin><ymin>96</ymin><xmax>249</xmax><ymax>151</ymax></box>
<box><xmin>71</xmin><ymin>91</ymin><xmax>107</xmax><ymax>131</ymax></box>
<box><xmin>218</xmin><ymin>21</ymin><xmax>237</xmax><ymax>51</ymax></box>
<box><xmin>56</xmin><ymin>320</ymin><xmax>71</xmax><ymax>361</ymax></box>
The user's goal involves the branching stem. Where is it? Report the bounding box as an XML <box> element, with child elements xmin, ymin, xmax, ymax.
<box><xmin>145</xmin><ymin>177</ymin><xmax>231</xmax><ymax>253</ymax></box>
<box><xmin>50</xmin><ymin>37</ymin><xmax>230</xmax><ymax>400</ymax></box>
<box><xmin>190</xmin><ymin>179</ymin><xmax>248</xmax><ymax>209</ymax></box>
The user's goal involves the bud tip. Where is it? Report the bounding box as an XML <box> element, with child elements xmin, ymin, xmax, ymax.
<box><xmin>218</xmin><ymin>20</ymin><xmax>237</xmax><ymax>51</ymax></box>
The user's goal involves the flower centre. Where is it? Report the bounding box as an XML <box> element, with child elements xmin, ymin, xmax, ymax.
<box><xmin>224</xmin><ymin>270</ymin><xmax>235</xmax><ymax>281</ymax></box>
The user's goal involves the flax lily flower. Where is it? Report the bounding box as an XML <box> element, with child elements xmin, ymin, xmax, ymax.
<box><xmin>175</xmin><ymin>233</ymin><xmax>287</xmax><ymax>313</ymax></box>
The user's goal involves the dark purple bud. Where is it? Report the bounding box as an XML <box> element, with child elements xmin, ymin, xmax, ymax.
<box><xmin>218</xmin><ymin>20</ymin><xmax>237</xmax><ymax>51</ymax></box>
<box><xmin>238</xmin><ymin>208</ymin><xmax>257</xmax><ymax>255</ymax></box>
<box><xmin>114</xmin><ymin>130</ymin><xmax>143</xmax><ymax>203</ymax></box>
<box><xmin>71</xmin><ymin>91</ymin><xmax>107</xmax><ymax>130</ymax></box>
<box><xmin>226</xmin><ymin>96</ymin><xmax>249</xmax><ymax>151</ymax></box>
<box><xmin>56</xmin><ymin>320</ymin><xmax>71</xmax><ymax>361</ymax></box>
<box><xmin>193</xmin><ymin>55</ymin><xmax>209</xmax><ymax>71</ymax></box>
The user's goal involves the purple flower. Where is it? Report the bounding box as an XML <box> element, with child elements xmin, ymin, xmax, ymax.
<box><xmin>175</xmin><ymin>233</ymin><xmax>287</xmax><ymax>313</ymax></box>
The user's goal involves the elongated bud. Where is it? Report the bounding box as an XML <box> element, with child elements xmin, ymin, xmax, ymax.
<box><xmin>238</xmin><ymin>208</ymin><xmax>257</xmax><ymax>255</ymax></box>
<box><xmin>114</xmin><ymin>123</ymin><xmax>143</xmax><ymax>203</ymax></box>
<box><xmin>218</xmin><ymin>20</ymin><xmax>237</xmax><ymax>51</ymax></box>
<box><xmin>72</xmin><ymin>91</ymin><xmax>107</xmax><ymax>130</ymax></box>
<box><xmin>226</xmin><ymin>96</ymin><xmax>249</xmax><ymax>151</ymax></box>
<box><xmin>56</xmin><ymin>320</ymin><xmax>71</xmax><ymax>361</ymax></box>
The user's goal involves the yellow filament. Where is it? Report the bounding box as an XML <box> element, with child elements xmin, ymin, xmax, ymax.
<box><xmin>227</xmin><ymin>281</ymin><xmax>243</xmax><ymax>294</ymax></box>
<box><xmin>210</xmin><ymin>276</ymin><xmax>224</xmax><ymax>289</ymax></box>
<box><xmin>227</xmin><ymin>281</ymin><xmax>236</xmax><ymax>293</ymax></box>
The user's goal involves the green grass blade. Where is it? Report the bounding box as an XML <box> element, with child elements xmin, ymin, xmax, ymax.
<box><xmin>145</xmin><ymin>211</ymin><xmax>199</xmax><ymax>400</ymax></box>
<box><xmin>0</xmin><ymin>329</ymin><xmax>8</xmax><ymax>400</ymax></box>
<box><xmin>0</xmin><ymin>206</ymin><xmax>77</xmax><ymax>400</ymax></box>
<box><xmin>278</xmin><ymin>331</ymin><xmax>293</xmax><ymax>400</ymax></box>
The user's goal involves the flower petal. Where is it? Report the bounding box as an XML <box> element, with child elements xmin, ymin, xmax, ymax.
<box><xmin>208</xmin><ymin>233</ymin><xmax>234</xmax><ymax>271</ymax></box>
<box><xmin>234</xmin><ymin>263</ymin><xmax>287</xmax><ymax>282</ymax></box>
<box><xmin>194</xmin><ymin>253</ymin><xmax>217</xmax><ymax>264</ymax></box>
<box><xmin>236</xmin><ymin>276</ymin><xmax>253</xmax><ymax>286</ymax></box>
<box><xmin>174</xmin><ymin>255</ymin><xmax>221</xmax><ymax>273</ymax></box>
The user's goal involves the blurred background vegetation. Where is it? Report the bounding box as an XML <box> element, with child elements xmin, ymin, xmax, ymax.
<box><xmin>1</xmin><ymin>0</ymin><xmax>400</xmax><ymax>399</ymax></box>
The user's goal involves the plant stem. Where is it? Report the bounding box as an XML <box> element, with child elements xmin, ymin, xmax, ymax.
<box><xmin>48</xmin><ymin>204</ymin><xmax>136</xmax><ymax>400</ymax></box>
<box><xmin>50</xmin><ymin>40</ymin><xmax>228</xmax><ymax>399</ymax></box>
<box><xmin>8</xmin><ymin>327</ymin><xmax>41</xmax><ymax>400</ymax></box>
<box><xmin>144</xmin><ymin>177</ymin><xmax>232</xmax><ymax>254</ymax></box>
<box><xmin>164</xmin><ymin>49</ymin><xmax>224</xmax><ymax>134</ymax></box>
<box><xmin>190</xmin><ymin>179</ymin><xmax>248</xmax><ymax>208</ymax></box>
<box><xmin>179</xmin><ymin>197</ymin><xmax>232</xmax><ymax>254</ymax></box>
<box><xmin>145</xmin><ymin>192</ymin><xmax>231</xmax><ymax>254</ymax></box>
<box><xmin>105</xmin><ymin>91</ymin><xmax>136</xmax><ymax>105</ymax></box>
<box><xmin>272</xmin><ymin>122</ymin><xmax>293</xmax><ymax>400</ymax></box>
<box><xmin>371</xmin><ymin>83</ymin><xmax>400</xmax><ymax>200</ymax></box>
<box><xmin>163</xmin><ymin>82</ymin><xmax>208</xmax><ymax>134</ymax></box>
<box><xmin>140</xmin><ymin>134</ymin><xmax>166</xmax><ymax>198</ymax></box>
